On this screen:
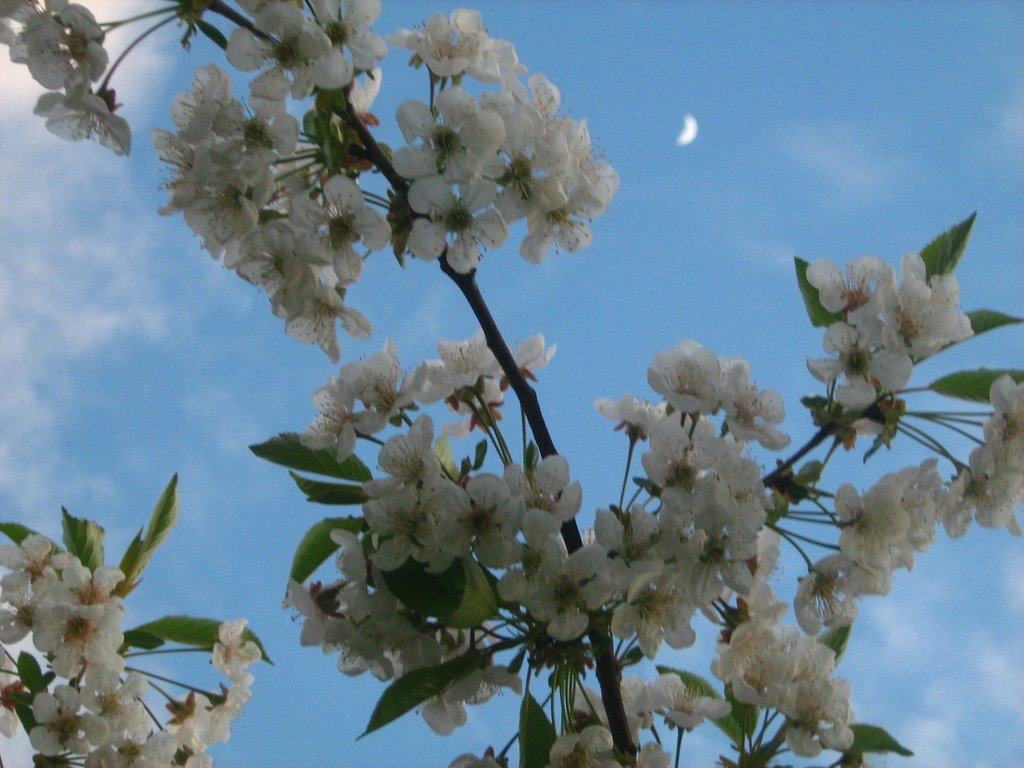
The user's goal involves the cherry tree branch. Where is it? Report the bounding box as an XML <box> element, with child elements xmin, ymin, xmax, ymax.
<box><xmin>762</xmin><ymin>424</ymin><xmax>838</xmax><ymax>492</ymax></box>
<box><xmin>439</xmin><ymin>260</ymin><xmax>634</xmax><ymax>756</ymax></box>
<box><xmin>337</xmin><ymin>87</ymin><xmax>635</xmax><ymax>755</ymax></box>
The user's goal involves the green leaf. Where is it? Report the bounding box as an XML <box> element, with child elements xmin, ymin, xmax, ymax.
<box><xmin>195</xmin><ymin>18</ymin><xmax>227</xmax><ymax>50</ymax></box>
<box><xmin>794</xmin><ymin>257</ymin><xmax>843</xmax><ymax>328</ymax></box>
<box><xmin>928</xmin><ymin>368</ymin><xmax>1024</xmax><ymax>403</ymax></box>
<box><xmin>656</xmin><ymin>666</ymin><xmax>741</xmax><ymax>745</ymax></box>
<box><xmin>966</xmin><ymin>309</ymin><xmax>1023</xmax><ymax>338</ymax></box>
<box><xmin>362</xmin><ymin>652</ymin><xmax>484</xmax><ymax>736</ymax></box>
<box><xmin>290</xmin><ymin>517</ymin><xmax>365</xmax><ymax>583</ymax></box>
<box><xmin>819</xmin><ymin>623</ymin><xmax>852</xmax><ymax>664</ymax></box>
<box><xmin>119</xmin><ymin>474</ymin><xmax>180</xmax><ymax>594</ymax></box>
<box><xmin>846</xmin><ymin>723</ymin><xmax>914</xmax><ymax>756</ymax></box>
<box><xmin>289</xmin><ymin>472</ymin><xmax>368</xmax><ymax>505</ymax></box>
<box><xmin>0</xmin><ymin>523</ymin><xmax>45</xmax><ymax>546</ymax></box>
<box><xmin>127</xmin><ymin>616</ymin><xmax>271</xmax><ymax>663</ymax></box>
<box><xmin>434</xmin><ymin>435</ymin><xmax>458</xmax><ymax>477</ymax></box>
<box><xmin>381</xmin><ymin>558</ymin><xmax>465</xmax><ymax>620</ymax></box>
<box><xmin>17</xmin><ymin>652</ymin><xmax>47</xmax><ymax>694</ymax></box>
<box><xmin>446</xmin><ymin>559</ymin><xmax>498</xmax><ymax>628</ymax></box>
<box><xmin>61</xmin><ymin>508</ymin><xmax>105</xmax><ymax>572</ymax></box>
<box><xmin>519</xmin><ymin>692</ymin><xmax>557</xmax><ymax>768</ymax></box>
<box><xmin>250</xmin><ymin>433</ymin><xmax>372</xmax><ymax>481</ymax></box>
<box><xmin>919</xmin><ymin>212</ymin><xmax>975</xmax><ymax>279</ymax></box>
<box><xmin>472</xmin><ymin>439</ymin><xmax>488</xmax><ymax>471</ymax></box>
<box><xmin>121</xmin><ymin>629</ymin><xmax>165</xmax><ymax>651</ymax></box>
<box><xmin>15</xmin><ymin>702</ymin><xmax>38</xmax><ymax>735</ymax></box>
<box><xmin>115</xmin><ymin>531</ymin><xmax>145</xmax><ymax>596</ymax></box>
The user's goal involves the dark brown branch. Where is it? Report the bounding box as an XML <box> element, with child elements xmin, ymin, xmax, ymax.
<box><xmin>439</xmin><ymin>260</ymin><xmax>634</xmax><ymax>755</ymax></box>
<box><xmin>206</xmin><ymin>0</ymin><xmax>267</xmax><ymax>39</ymax></box>
<box><xmin>762</xmin><ymin>423</ymin><xmax>838</xmax><ymax>492</ymax></box>
<box><xmin>337</xmin><ymin>81</ymin><xmax>635</xmax><ymax>756</ymax></box>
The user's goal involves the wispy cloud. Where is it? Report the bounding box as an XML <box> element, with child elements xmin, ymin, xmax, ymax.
<box><xmin>0</xmin><ymin>26</ymin><xmax>180</xmax><ymax>522</ymax></box>
<box><xmin>777</xmin><ymin>121</ymin><xmax>913</xmax><ymax>203</ymax></box>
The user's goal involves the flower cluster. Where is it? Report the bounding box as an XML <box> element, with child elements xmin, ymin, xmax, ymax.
<box><xmin>142</xmin><ymin>2</ymin><xmax>619</xmax><ymax>365</ymax></box>
<box><xmin>792</xmin><ymin>459</ymin><xmax>945</xmax><ymax>634</ymax></box>
<box><xmin>0</xmin><ymin>533</ymin><xmax>259</xmax><ymax>766</ymax></box>
<box><xmin>806</xmin><ymin>253</ymin><xmax>972</xmax><ymax>409</ymax></box>
<box><xmin>1</xmin><ymin>0</ymin><xmax>129</xmax><ymax>153</ymax></box>
<box><xmin>285</xmin><ymin>334</ymin><xmax>792</xmax><ymax>745</ymax></box>
<box><xmin>943</xmin><ymin>374</ymin><xmax>1024</xmax><ymax>536</ymax></box>
<box><xmin>713</xmin><ymin>534</ymin><xmax>855</xmax><ymax>758</ymax></box>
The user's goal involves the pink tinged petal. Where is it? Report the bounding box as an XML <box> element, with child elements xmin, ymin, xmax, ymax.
<box><xmin>345</xmin><ymin>0</ymin><xmax>381</xmax><ymax>30</ymax></box>
<box><xmin>474</xmin><ymin>209</ymin><xmax>507</xmax><ymax>248</ymax></box>
<box><xmin>408</xmin><ymin>176</ymin><xmax>453</xmax><ymax>215</ymax></box>
<box><xmin>870</xmin><ymin>349</ymin><xmax>912</xmax><ymax>391</ymax></box>
<box><xmin>447</xmin><ymin>236</ymin><xmax>481</xmax><ymax>274</ymax></box>
<box><xmin>836</xmin><ymin>377</ymin><xmax>876</xmax><ymax>409</ymax></box>
<box><xmin>503</xmin><ymin>111</ymin><xmax>537</xmax><ymax>155</ymax></box>
<box><xmin>436</xmin><ymin>86</ymin><xmax>477</xmax><ymax>123</ymax></box>
<box><xmin>806</xmin><ymin>357</ymin><xmax>842</xmax><ymax>383</ymax></box>
<box><xmin>349</xmin><ymin>68</ymin><xmax>382</xmax><ymax>113</ymax></box>
<box><xmin>226</xmin><ymin>29</ymin><xmax>267</xmax><ymax>71</ymax></box>
<box><xmin>324</xmin><ymin>175</ymin><xmax>364</xmax><ymax>211</ymax></box>
<box><xmin>529</xmin><ymin>74</ymin><xmax>561</xmax><ymax>116</ymax></box>
<box><xmin>393</xmin><ymin>145</ymin><xmax>439</xmax><ymax>180</ymax></box>
<box><xmin>396</xmin><ymin>100</ymin><xmax>435</xmax><ymax>143</ymax></box>
<box><xmin>355</xmin><ymin>207</ymin><xmax>391</xmax><ymax>250</ymax></box>
<box><xmin>340</xmin><ymin>305</ymin><xmax>372</xmax><ymax>339</ymax></box>
<box><xmin>461</xmin><ymin>179</ymin><xmax>497</xmax><ymax>212</ymax></box>
<box><xmin>554</xmin><ymin>219</ymin><xmax>592</xmax><ymax>252</ymax></box>
<box><xmin>348</xmin><ymin>32</ymin><xmax>387</xmax><ymax>69</ymax></box>
<box><xmin>462</xmin><ymin>110</ymin><xmax>506</xmax><ymax>159</ymax></box>
<box><xmin>547</xmin><ymin>611</ymin><xmax>588</xmax><ymax>641</ymax></box>
<box><xmin>520</xmin><ymin>231</ymin><xmax>553</xmax><ymax>264</ymax></box>
<box><xmin>450</xmin><ymin>8</ymin><xmax>484</xmax><ymax>34</ymax></box>
<box><xmin>409</xmin><ymin>220</ymin><xmax>447</xmax><ymax>261</ymax></box>
<box><xmin>250</xmin><ymin>68</ymin><xmax>291</xmax><ymax>101</ymax></box>
<box><xmin>312</xmin><ymin>47</ymin><xmax>352</xmax><ymax>90</ymax></box>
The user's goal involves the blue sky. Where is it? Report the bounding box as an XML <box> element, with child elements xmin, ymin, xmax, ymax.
<box><xmin>1</xmin><ymin>1</ymin><xmax>1022</xmax><ymax>766</ymax></box>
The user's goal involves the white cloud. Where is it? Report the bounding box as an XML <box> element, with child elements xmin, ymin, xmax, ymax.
<box><xmin>0</xmin><ymin>21</ymin><xmax>181</xmax><ymax>521</ymax></box>
<box><xmin>778</xmin><ymin>121</ymin><xmax>913</xmax><ymax>202</ymax></box>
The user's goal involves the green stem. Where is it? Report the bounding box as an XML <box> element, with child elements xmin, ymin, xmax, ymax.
<box><xmin>99</xmin><ymin>13</ymin><xmax>179</xmax><ymax>93</ymax></box>
<box><xmin>619</xmin><ymin>438</ymin><xmax>637</xmax><ymax>510</ymax></box>
<box><xmin>101</xmin><ymin>5</ymin><xmax>179</xmax><ymax>29</ymax></box>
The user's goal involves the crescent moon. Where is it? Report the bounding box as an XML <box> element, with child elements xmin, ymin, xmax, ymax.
<box><xmin>676</xmin><ymin>114</ymin><xmax>699</xmax><ymax>146</ymax></box>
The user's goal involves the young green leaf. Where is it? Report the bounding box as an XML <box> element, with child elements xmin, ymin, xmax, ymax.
<box><xmin>919</xmin><ymin>212</ymin><xmax>975</xmax><ymax>279</ymax></box>
<box><xmin>17</xmin><ymin>652</ymin><xmax>47</xmax><ymax>694</ymax></box>
<box><xmin>381</xmin><ymin>558</ymin><xmax>465</xmax><ymax>620</ymax></box>
<box><xmin>127</xmin><ymin>616</ymin><xmax>271</xmax><ymax>663</ymax></box>
<box><xmin>118</xmin><ymin>474</ymin><xmax>181</xmax><ymax>595</ymax></box>
<box><xmin>846</xmin><ymin>723</ymin><xmax>914</xmax><ymax>756</ymax></box>
<box><xmin>114</xmin><ymin>530</ymin><xmax>146</xmax><ymax>597</ymax></box>
<box><xmin>121</xmin><ymin>628</ymin><xmax>166</xmax><ymax>651</ymax></box>
<box><xmin>0</xmin><ymin>522</ymin><xmax>45</xmax><ymax>546</ymax></box>
<box><xmin>965</xmin><ymin>309</ymin><xmax>1023</xmax><ymax>338</ymax></box>
<box><xmin>794</xmin><ymin>257</ymin><xmax>843</xmax><ymax>328</ymax></box>
<box><xmin>250</xmin><ymin>433</ymin><xmax>372</xmax><ymax>481</ymax></box>
<box><xmin>362</xmin><ymin>652</ymin><xmax>484</xmax><ymax>736</ymax></box>
<box><xmin>290</xmin><ymin>517</ymin><xmax>365</xmax><ymax>583</ymax></box>
<box><xmin>928</xmin><ymin>368</ymin><xmax>1024</xmax><ymax>403</ymax></box>
<box><xmin>195</xmin><ymin>18</ymin><xmax>227</xmax><ymax>50</ymax></box>
<box><xmin>520</xmin><ymin>692</ymin><xmax>557</xmax><ymax>768</ymax></box>
<box><xmin>433</xmin><ymin>435</ymin><xmax>458</xmax><ymax>477</ymax></box>
<box><xmin>445</xmin><ymin>559</ymin><xmax>498</xmax><ymax>628</ymax></box>
<box><xmin>61</xmin><ymin>508</ymin><xmax>105</xmax><ymax>572</ymax></box>
<box><xmin>818</xmin><ymin>623</ymin><xmax>852</xmax><ymax>664</ymax></box>
<box><xmin>472</xmin><ymin>439</ymin><xmax>488</xmax><ymax>471</ymax></box>
<box><xmin>288</xmin><ymin>472</ymin><xmax>368</xmax><ymax>505</ymax></box>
